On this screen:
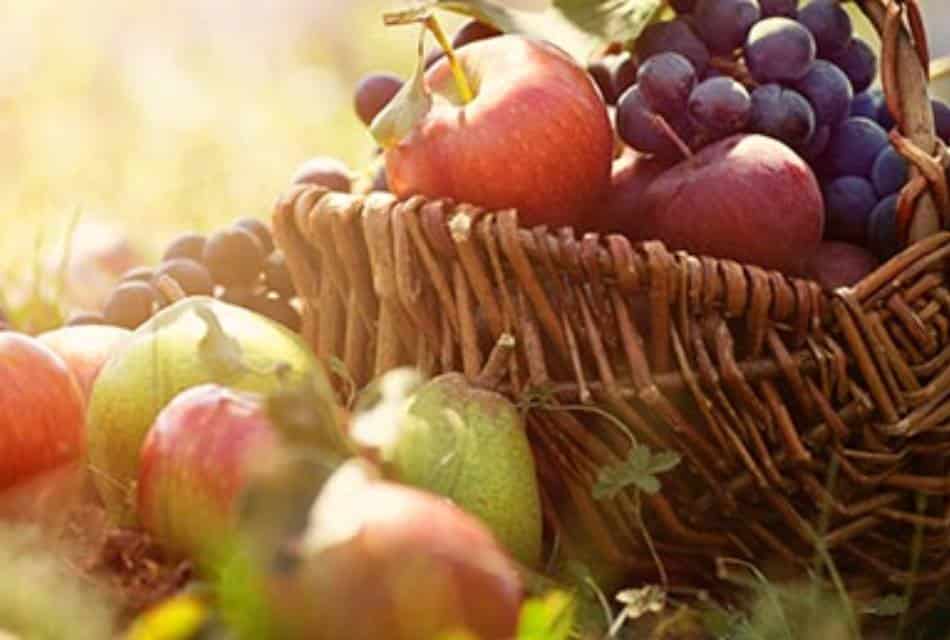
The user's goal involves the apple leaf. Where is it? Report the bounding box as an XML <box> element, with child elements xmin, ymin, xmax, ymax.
<box><xmin>436</xmin><ymin>0</ymin><xmax>663</xmax><ymax>60</ymax></box>
<box><xmin>593</xmin><ymin>446</ymin><xmax>681</xmax><ymax>500</ymax></box>
<box><xmin>370</xmin><ymin>23</ymin><xmax>432</xmax><ymax>149</ymax></box>
<box><xmin>552</xmin><ymin>0</ymin><xmax>664</xmax><ymax>44</ymax></box>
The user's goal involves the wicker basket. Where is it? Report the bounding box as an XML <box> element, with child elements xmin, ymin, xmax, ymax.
<box><xmin>273</xmin><ymin>0</ymin><xmax>950</xmax><ymax>604</ymax></box>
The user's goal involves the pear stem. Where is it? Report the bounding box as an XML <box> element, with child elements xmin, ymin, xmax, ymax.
<box><xmin>424</xmin><ymin>15</ymin><xmax>475</xmax><ymax>104</ymax></box>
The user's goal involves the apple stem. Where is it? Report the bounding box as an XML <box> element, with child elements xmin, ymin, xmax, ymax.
<box><xmin>653</xmin><ymin>115</ymin><xmax>693</xmax><ymax>160</ymax></box>
<box><xmin>424</xmin><ymin>15</ymin><xmax>475</xmax><ymax>104</ymax></box>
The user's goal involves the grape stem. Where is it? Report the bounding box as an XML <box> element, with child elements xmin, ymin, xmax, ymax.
<box><xmin>652</xmin><ymin>115</ymin><xmax>693</xmax><ymax>160</ymax></box>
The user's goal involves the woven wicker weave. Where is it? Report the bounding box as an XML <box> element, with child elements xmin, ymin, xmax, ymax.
<box><xmin>273</xmin><ymin>0</ymin><xmax>950</xmax><ymax>601</ymax></box>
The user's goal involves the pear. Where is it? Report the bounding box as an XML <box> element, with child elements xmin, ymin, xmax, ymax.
<box><xmin>354</xmin><ymin>371</ymin><xmax>543</xmax><ymax>567</ymax></box>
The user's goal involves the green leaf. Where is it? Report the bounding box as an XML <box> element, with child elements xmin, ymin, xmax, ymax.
<box><xmin>593</xmin><ymin>446</ymin><xmax>681</xmax><ymax>500</ymax></box>
<box><xmin>437</xmin><ymin>0</ymin><xmax>663</xmax><ymax>60</ymax></box>
<box><xmin>864</xmin><ymin>594</ymin><xmax>909</xmax><ymax>617</ymax></box>
<box><xmin>552</xmin><ymin>0</ymin><xmax>664</xmax><ymax>43</ymax></box>
<box><xmin>516</xmin><ymin>591</ymin><xmax>575</xmax><ymax>640</ymax></box>
<box><xmin>370</xmin><ymin>23</ymin><xmax>432</xmax><ymax>149</ymax></box>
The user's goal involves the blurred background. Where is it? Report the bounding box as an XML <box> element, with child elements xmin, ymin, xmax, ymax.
<box><xmin>0</xmin><ymin>0</ymin><xmax>947</xmax><ymax>287</ymax></box>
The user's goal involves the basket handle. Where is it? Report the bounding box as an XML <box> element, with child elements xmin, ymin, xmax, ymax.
<box><xmin>856</xmin><ymin>0</ymin><xmax>949</xmax><ymax>242</ymax></box>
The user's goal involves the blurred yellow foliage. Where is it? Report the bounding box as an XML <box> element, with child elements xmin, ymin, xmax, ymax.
<box><xmin>1</xmin><ymin>0</ymin><xmax>453</xmax><ymax>275</ymax></box>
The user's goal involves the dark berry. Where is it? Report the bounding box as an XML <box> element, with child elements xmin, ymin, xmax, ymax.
<box><xmin>452</xmin><ymin>20</ymin><xmax>501</xmax><ymax>48</ymax></box>
<box><xmin>66</xmin><ymin>311</ymin><xmax>106</xmax><ymax>326</ymax></box>
<box><xmin>203</xmin><ymin>227</ymin><xmax>265</xmax><ymax>287</ymax></box>
<box><xmin>234</xmin><ymin>217</ymin><xmax>275</xmax><ymax>255</ymax></box>
<box><xmin>153</xmin><ymin>258</ymin><xmax>215</xmax><ymax>298</ymax></box>
<box><xmin>264</xmin><ymin>253</ymin><xmax>295</xmax><ymax>299</ymax></box>
<box><xmin>162</xmin><ymin>233</ymin><xmax>206</xmax><ymax>263</ymax></box>
<box><xmin>291</xmin><ymin>157</ymin><xmax>352</xmax><ymax>193</ymax></box>
<box><xmin>354</xmin><ymin>73</ymin><xmax>404</xmax><ymax>127</ymax></box>
<box><xmin>251</xmin><ymin>295</ymin><xmax>302</xmax><ymax>332</ymax></box>
<box><xmin>120</xmin><ymin>266</ymin><xmax>154</xmax><ymax>284</ymax></box>
<box><xmin>104</xmin><ymin>282</ymin><xmax>158</xmax><ymax>329</ymax></box>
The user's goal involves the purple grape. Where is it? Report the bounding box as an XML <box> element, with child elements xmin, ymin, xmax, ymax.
<box><xmin>693</xmin><ymin>0</ymin><xmax>761</xmax><ymax>54</ymax></box>
<box><xmin>638</xmin><ymin>53</ymin><xmax>696</xmax><ymax>116</ymax></box>
<box><xmin>670</xmin><ymin>0</ymin><xmax>697</xmax><ymax>12</ymax></box>
<box><xmin>749</xmin><ymin>84</ymin><xmax>816</xmax><ymax>149</ymax></box>
<box><xmin>870</xmin><ymin>146</ymin><xmax>908</xmax><ymax>197</ymax></box>
<box><xmin>828</xmin><ymin>38</ymin><xmax>877</xmax><ymax>94</ymax></box>
<box><xmin>794</xmin><ymin>60</ymin><xmax>853</xmax><ymax>127</ymax></box>
<box><xmin>744</xmin><ymin>18</ymin><xmax>816</xmax><ymax>83</ymax></box>
<box><xmin>635</xmin><ymin>19</ymin><xmax>710</xmax><ymax>75</ymax></box>
<box><xmin>163</xmin><ymin>233</ymin><xmax>206</xmax><ymax>263</ymax></box>
<box><xmin>932</xmin><ymin>100</ymin><xmax>950</xmax><ymax>142</ymax></box>
<box><xmin>688</xmin><ymin>77</ymin><xmax>752</xmax><ymax>135</ymax></box>
<box><xmin>850</xmin><ymin>91</ymin><xmax>882</xmax><ymax>120</ymax></box>
<box><xmin>588</xmin><ymin>53</ymin><xmax>638</xmax><ymax>105</ymax></box>
<box><xmin>614</xmin><ymin>54</ymin><xmax>639</xmax><ymax>99</ymax></box>
<box><xmin>822</xmin><ymin>116</ymin><xmax>889</xmax><ymax>176</ymax></box>
<box><xmin>761</xmin><ymin>0</ymin><xmax>798</xmax><ymax>18</ymax></box>
<box><xmin>66</xmin><ymin>311</ymin><xmax>106</xmax><ymax>327</ymax></box>
<box><xmin>823</xmin><ymin>176</ymin><xmax>878</xmax><ymax>244</ymax></box>
<box><xmin>616</xmin><ymin>86</ymin><xmax>680</xmax><ymax>158</ymax></box>
<box><xmin>451</xmin><ymin>20</ymin><xmax>501</xmax><ymax>48</ymax></box>
<box><xmin>802</xmin><ymin>124</ymin><xmax>832</xmax><ymax>161</ymax></box>
<box><xmin>104</xmin><ymin>282</ymin><xmax>158</xmax><ymax>329</ymax></box>
<box><xmin>153</xmin><ymin>258</ymin><xmax>215</xmax><ymax>298</ymax></box>
<box><xmin>354</xmin><ymin>73</ymin><xmax>404</xmax><ymax>127</ymax></box>
<box><xmin>868</xmin><ymin>194</ymin><xmax>901</xmax><ymax>260</ymax></box>
<box><xmin>798</xmin><ymin>0</ymin><xmax>853</xmax><ymax>57</ymax></box>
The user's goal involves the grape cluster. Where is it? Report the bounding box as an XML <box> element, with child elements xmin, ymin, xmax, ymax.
<box><xmin>607</xmin><ymin>0</ymin><xmax>950</xmax><ymax>263</ymax></box>
<box><xmin>69</xmin><ymin>218</ymin><xmax>302</xmax><ymax>332</ymax></box>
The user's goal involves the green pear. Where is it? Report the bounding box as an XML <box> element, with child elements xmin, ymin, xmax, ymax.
<box><xmin>355</xmin><ymin>371</ymin><xmax>543</xmax><ymax>567</ymax></box>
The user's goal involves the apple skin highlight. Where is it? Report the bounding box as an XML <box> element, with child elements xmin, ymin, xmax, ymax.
<box><xmin>385</xmin><ymin>36</ymin><xmax>614</xmax><ymax>230</ymax></box>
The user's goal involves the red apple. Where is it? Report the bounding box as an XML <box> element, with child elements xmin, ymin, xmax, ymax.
<box><xmin>138</xmin><ymin>384</ymin><xmax>278</xmax><ymax>563</ymax></box>
<box><xmin>0</xmin><ymin>333</ymin><xmax>85</xmax><ymax>490</ymax></box>
<box><xmin>805</xmin><ymin>241</ymin><xmax>879</xmax><ymax>290</ymax></box>
<box><xmin>384</xmin><ymin>35</ymin><xmax>613</xmax><ymax>229</ymax></box>
<box><xmin>639</xmin><ymin>134</ymin><xmax>824</xmax><ymax>274</ymax></box>
<box><xmin>585</xmin><ymin>147</ymin><xmax>675</xmax><ymax>235</ymax></box>
<box><xmin>270</xmin><ymin>460</ymin><xmax>523</xmax><ymax>640</ymax></box>
<box><xmin>37</xmin><ymin>325</ymin><xmax>131</xmax><ymax>404</ymax></box>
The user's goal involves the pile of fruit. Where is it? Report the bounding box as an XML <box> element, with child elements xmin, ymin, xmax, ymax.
<box><xmin>0</xmin><ymin>1</ymin><xmax>948</xmax><ymax>639</ymax></box>
<box><xmin>347</xmin><ymin>0</ymin><xmax>948</xmax><ymax>290</ymax></box>
<box><xmin>67</xmin><ymin>218</ymin><xmax>302</xmax><ymax>333</ymax></box>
